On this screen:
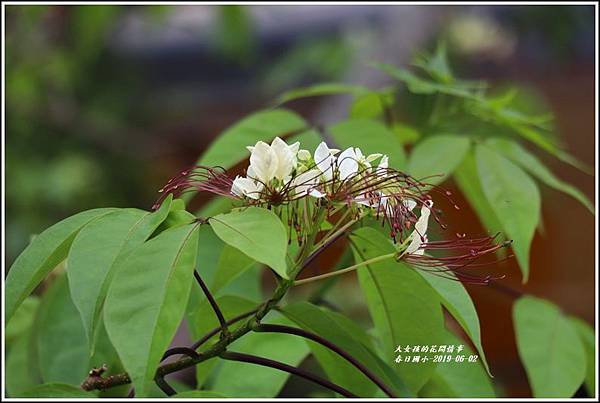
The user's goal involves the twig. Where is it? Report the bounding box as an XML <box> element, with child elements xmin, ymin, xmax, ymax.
<box><xmin>220</xmin><ymin>351</ymin><xmax>357</xmax><ymax>398</ymax></box>
<box><xmin>255</xmin><ymin>323</ymin><xmax>397</xmax><ymax>397</ymax></box>
<box><xmin>154</xmin><ymin>373</ymin><xmax>176</xmax><ymax>397</ymax></box>
<box><xmin>81</xmin><ymin>365</ymin><xmax>131</xmax><ymax>391</ymax></box>
<box><xmin>294</xmin><ymin>253</ymin><xmax>396</xmax><ymax>286</ymax></box>
<box><xmin>161</xmin><ymin>347</ymin><xmax>201</xmax><ymax>362</ymax></box>
<box><xmin>193</xmin><ymin>270</ymin><xmax>228</xmax><ymax>335</ymax></box>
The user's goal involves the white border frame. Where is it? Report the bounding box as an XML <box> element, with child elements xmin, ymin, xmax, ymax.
<box><xmin>1</xmin><ymin>2</ymin><xmax>598</xmax><ymax>401</ymax></box>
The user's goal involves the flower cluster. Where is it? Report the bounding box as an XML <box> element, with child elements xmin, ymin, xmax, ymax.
<box><xmin>228</xmin><ymin>137</ymin><xmax>436</xmax><ymax>238</ymax></box>
<box><xmin>153</xmin><ymin>137</ymin><xmax>509</xmax><ymax>283</ymax></box>
<box><xmin>230</xmin><ymin>137</ymin><xmax>391</xmax><ymax>202</ymax></box>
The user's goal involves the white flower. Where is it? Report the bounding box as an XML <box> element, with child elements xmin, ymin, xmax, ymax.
<box><xmin>247</xmin><ymin>137</ymin><xmax>300</xmax><ymax>182</ymax></box>
<box><xmin>405</xmin><ymin>200</ymin><xmax>433</xmax><ymax>255</ymax></box>
<box><xmin>271</xmin><ymin>137</ymin><xmax>300</xmax><ymax>177</ymax></box>
<box><xmin>314</xmin><ymin>142</ymin><xmax>338</xmax><ymax>181</ymax></box>
<box><xmin>378</xmin><ymin>155</ymin><xmax>389</xmax><ymax>171</ymax></box>
<box><xmin>337</xmin><ymin>147</ymin><xmax>359</xmax><ymax>181</ymax></box>
<box><xmin>337</xmin><ymin>147</ymin><xmax>385</xmax><ymax>180</ymax></box>
<box><xmin>290</xmin><ymin>169</ymin><xmax>325</xmax><ymax>198</ymax></box>
<box><xmin>231</xmin><ymin>176</ymin><xmax>264</xmax><ymax>199</ymax></box>
<box><xmin>248</xmin><ymin>141</ymin><xmax>278</xmax><ymax>182</ymax></box>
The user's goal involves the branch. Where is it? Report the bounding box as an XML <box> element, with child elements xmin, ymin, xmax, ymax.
<box><xmin>255</xmin><ymin>323</ymin><xmax>397</xmax><ymax>398</ymax></box>
<box><xmin>82</xmin><ymin>279</ymin><xmax>296</xmax><ymax>392</ymax></box>
<box><xmin>220</xmin><ymin>351</ymin><xmax>357</xmax><ymax>398</ymax></box>
<box><xmin>193</xmin><ymin>270</ymin><xmax>228</xmax><ymax>334</ymax></box>
<box><xmin>190</xmin><ymin>308</ymin><xmax>258</xmax><ymax>350</ymax></box>
<box><xmin>81</xmin><ymin>365</ymin><xmax>131</xmax><ymax>391</ymax></box>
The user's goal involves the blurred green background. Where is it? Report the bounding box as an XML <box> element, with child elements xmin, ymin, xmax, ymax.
<box><xmin>5</xmin><ymin>4</ymin><xmax>595</xmax><ymax>397</ymax></box>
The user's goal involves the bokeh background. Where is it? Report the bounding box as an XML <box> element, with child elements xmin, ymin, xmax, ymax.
<box><xmin>5</xmin><ymin>4</ymin><xmax>596</xmax><ymax>398</ymax></box>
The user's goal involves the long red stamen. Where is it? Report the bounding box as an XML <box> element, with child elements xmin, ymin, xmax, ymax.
<box><xmin>401</xmin><ymin>237</ymin><xmax>512</xmax><ymax>284</ymax></box>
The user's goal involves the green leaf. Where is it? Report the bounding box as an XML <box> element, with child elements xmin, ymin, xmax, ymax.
<box><xmin>196</xmin><ymin>196</ymin><xmax>235</xmax><ymax>218</ymax></box>
<box><xmin>486</xmin><ymin>138</ymin><xmax>594</xmax><ymax>214</ymax></box>
<box><xmin>187</xmin><ymin>295</ymin><xmax>257</xmax><ymax>389</ymax></box>
<box><xmin>6</xmin><ymin>207</ymin><xmax>116</xmax><ymax>322</ymax></box>
<box><xmin>500</xmin><ymin>121</ymin><xmax>590</xmax><ymax>175</ymax></box>
<box><xmin>453</xmin><ymin>151</ymin><xmax>504</xmax><ymax>236</ymax></box>
<box><xmin>351</xmin><ymin>227</ymin><xmax>445</xmax><ymax>393</ymax></box>
<box><xmin>197</xmin><ymin>109</ymin><xmax>308</xmax><ymax>169</ymax></box>
<box><xmin>373</xmin><ymin>62</ymin><xmax>482</xmax><ymax>99</ymax></box>
<box><xmin>329</xmin><ymin>118</ymin><xmax>406</xmax><ymax>169</ymax></box>
<box><xmin>6</xmin><ymin>326</ymin><xmax>40</xmax><ymax>397</ymax></box>
<box><xmin>173</xmin><ymin>390</ymin><xmax>226</xmax><ymax>398</ymax></box>
<box><xmin>67</xmin><ymin>199</ymin><xmax>172</xmax><ymax>350</ymax></box>
<box><xmin>282</xmin><ymin>302</ymin><xmax>410</xmax><ymax>397</ymax></box>
<box><xmin>349</xmin><ymin>90</ymin><xmax>395</xmax><ymax>120</ymax></box>
<box><xmin>513</xmin><ymin>296</ymin><xmax>586</xmax><ymax>397</ymax></box>
<box><xmin>413</xmin><ymin>42</ymin><xmax>454</xmax><ymax>84</ymax></box>
<box><xmin>193</xmin><ymin>223</ymin><xmax>226</xmax><ymax>286</ymax></box>
<box><xmin>211</xmin><ymin>317</ymin><xmax>310</xmax><ymax>397</ymax></box>
<box><xmin>212</xmin><ymin>245</ymin><xmax>256</xmax><ymax>294</ymax></box>
<box><xmin>219</xmin><ymin>266</ymin><xmax>263</xmax><ymax>300</ymax></box>
<box><xmin>407</xmin><ymin>135</ymin><xmax>470</xmax><ymax>185</ymax></box>
<box><xmin>36</xmin><ymin>275</ymin><xmax>91</xmax><ymax>384</ymax></box>
<box><xmin>419</xmin><ymin>330</ymin><xmax>495</xmax><ymax>398</ymax></box>
<box><xmin>415</xmin><ymin>270</ymin><xmax>490</xmax><ymax>375</ymax></box>
<box><xmin>153</xmin><ymin>199</ymin><xmax>197</xmax><ymax>234</ymax></box>
<box><xmin>21</xmin><ymin>383</ymin><xmax>97</xmax><ymax>398</ymax></box>
<box><xmin>144</xmin><ymin>379</ymin><xmax>193</xmax><ymax>398</ymax></box>
<box><xmin>210</xmin><ymin>207</ymin><xmax>288</xmax><ymax>278</ymax></box>
<box><xmin>35</xmin><ymin>274</ymin><xmax>124</xmax><ymax>389</ymax></box>
<box><xmin>104</xmin><ymin>223</ymin><xmax>200</xmax><ymax>397</ymax></box>
<box><xmin>6</xmin><ymin>296</ymin><xmax>40</xmax><ymax>344</ymax></box>
<box><xmin>553</xmin><ymin>148</ymin><xmax>593</xmax><ymax>175</ymax></box>
<box><xmin>475</xmin><ymin>145</ymin><xmax>540</xmax><ymax>282</ymax></box>
<box><xmin>275</xmin><ymin>82</ymin><xmax>369</xmax><ymax>105</ymax></box>
<box><xmin>350</xmin><ymin>92</ymin><xmax>385</xmax><ymax>119</ymax></box>
<box><xmin>391</xmin><ymin>122</ymin><xmax>421</xmax><ymax>144</ymax></box>
<box><xmin>569</xmin><ymin>317</ymin><xmax>595</xmax><ymax>395</ymax></box>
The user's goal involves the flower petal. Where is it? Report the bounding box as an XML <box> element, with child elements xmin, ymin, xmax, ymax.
<box><xmin>231</xmin><ymin>176</ymin><xmax>264</xmax><ymax>199</ymax></box>
<box><xmin>378</xmin><ymin>155</ymin><xmax>389</xmax><ymax>170</ymax></box>
<box><xmin>250</xmin><ymin>141</ymin><xmax>278</xmax><ymax>182</ymax></box>
<box><xmin>314</xmin><ymin>142</ymin><xmax>335</xmax><ymax>181</ymax></box>
<box><xmin>405</xmin><ymin>200</ymin><xmax>433</xmax><ymax>254</ymax></box>
<box><xmin>338</xmin><ymin>147</ymin><xmax>358</xmax><ymax>181</ymax></box>
<box><xmin>367</xmin><ymin>153</ymin><xmax>383</xmax><ymax>162</ymax></box>
<box><xmin>271</xmin><ymin>137</ymin><xmax>297</xmax><ymax>179</ymax></box>
<box><xmin>291</xmin><ymin>169</ymin><xmax>322</xmax><ymax>197</ymax></box>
